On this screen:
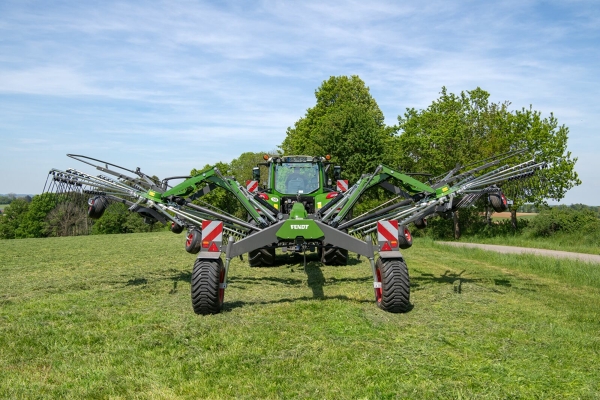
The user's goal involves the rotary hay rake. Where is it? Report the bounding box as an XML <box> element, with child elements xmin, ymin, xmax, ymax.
<box><xmin>44</xmin><ymin>150</ymin><xmax>548</xmax><ymax>314</ymax></box>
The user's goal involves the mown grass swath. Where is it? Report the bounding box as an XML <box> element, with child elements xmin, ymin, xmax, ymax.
<box><xmin>1</xmin><ymin>233</ymin><xmax>599</xmax><ymax>398</ymax></box>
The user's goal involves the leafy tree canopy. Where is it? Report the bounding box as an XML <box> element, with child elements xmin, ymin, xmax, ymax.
<box><xmin>280</xmin><ymin>75</ymin><xmax>393</xmax><ymax>182</ymax></box>
<box><xmin>394</xmin><ymin>87</ymin><xmax>580</xmax><ymax>206</ymax></box>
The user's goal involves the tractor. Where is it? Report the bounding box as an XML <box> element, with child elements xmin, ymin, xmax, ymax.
<box><xmin>243</xmin><ymin>154</ymin><xmax>350</xmax><ymax>266</ymax></box>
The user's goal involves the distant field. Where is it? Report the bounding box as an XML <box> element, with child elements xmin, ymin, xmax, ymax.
<box><xmin>0</xmin><ymin>204</ymin><xmax>8</xmax><ymax>211</ymax></box>
<box><xmin>492</xmin><ymin>212</ymin><xmax>537</xmax><ymax>219</ymax></box>
<box><xmin>1</xmin><ymin>233</ymin><xmax>599</xmax><ymax>398</ymax></box>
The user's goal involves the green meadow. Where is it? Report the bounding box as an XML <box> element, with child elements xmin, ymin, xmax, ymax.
<box><xmin>1</xmin><ymin>232</ymin><xmax>599</xmax><ymax>398</ymax></box>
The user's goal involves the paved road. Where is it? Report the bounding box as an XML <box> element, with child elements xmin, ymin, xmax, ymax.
<box><xmin>436</xmin><ymin>242</ymin><xmax>600</xmax><ymax>264</ymax></box>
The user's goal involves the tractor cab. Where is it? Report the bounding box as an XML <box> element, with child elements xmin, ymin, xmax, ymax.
<box><xmin>256</xmin><ymin>155</ymin><xmax>341</xmax><ymax>215</ymax></box>
<box><xmin>274</xmin><ymin>161</ymin><xmax>320</xmax><ymax>195</ymax></box>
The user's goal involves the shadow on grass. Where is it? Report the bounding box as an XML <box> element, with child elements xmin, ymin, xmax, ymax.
<box><xmin>305</xmin><ymin>260</ymin><xmax>325</xmax><ymax>299</ymax></box>
<box><xmin>276</xmin><ymin>252</ymin><xmax>363</xmax><ymax>267</ymax></box>
<box><xmin>222</xmin><ymin>295</ymin><xmax>373</xmax><ymax>312</ymax></box>
<box><xmin>229</xmin><ymin>276</ymin><xmax>304</xmax><ymax>285</ymax></box>
<box><xmin>220</xmin><ymin>260</ymin><xmax>394</xmax><ymax>312</ymax></box>
<box><xmin>126</xmin><ymin>277</ymin><xmax>148</xmax><ymax>286</ymax></box>
<box><xmin>410</xmin><ymin>269</ymin><xmax>537</xmax><ymax>295</ymax></box>
<box><xmin>411</xmin><ymin>269</ymin><xmax>496</xmax><ymax>294</ymax></box>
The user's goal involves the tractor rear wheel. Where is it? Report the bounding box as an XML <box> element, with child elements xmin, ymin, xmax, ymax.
<box><xmin>191</xmin><ymin>258</ymin><xmax>225</xmax><ymax>315</ymax></box>
<box><xmin>374</xmin><ymin>257</ymin><xmax>410</xmax><ymax>313</ymax></box>
<box><xmin>319</xmin><ymin>244</ymin><xmax>348</xmax><ymax>266</ymax></box>
<box><xmin>248</xmin><ymin>248</ymin><xmax>276</xmax><ymax>267</ymax></box>
<box><xmin>489</xmin><ymin>192</ymin><xmax>508</xmax><ymax>212</ymax></box>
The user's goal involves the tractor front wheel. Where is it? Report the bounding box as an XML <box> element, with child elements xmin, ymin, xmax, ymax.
<box><xmin>319</xmin><ymin>244</ymin><xmax>348</xmax><ymax>266</ymax></box>
<box><xmin>248</xmin><ymin>248</ymin><xmax>276</xmax><ymax>267</ymax></box>
<box><xmin>191</xmin><ymin>258</ymin><xmax>225</xmax><ymax>315</ymax></box>
<box><xmin>374</xmin><ymin>257</ymin><xmax>411</xmax><ymax>313</ymax></box>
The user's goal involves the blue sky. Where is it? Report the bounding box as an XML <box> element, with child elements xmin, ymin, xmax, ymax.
<box><xmin>1</xmin><ymin>0</ymin><xmax>598</xmax><ymax>204</ymax></box>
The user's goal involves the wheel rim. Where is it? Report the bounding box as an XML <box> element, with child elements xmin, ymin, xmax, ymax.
<box><xmin>375</xmin><ymin>266</ymin><xmax>382</xmax><ymax>303</ymax></box>
<box><xmin>501</xmin><ymin>193</ymin><xmax>507</xmax><ymax>206</ymax></box>
<box><xmin>186</xmin><ymin>232</ymin><xmax>194</xmax><ymax>247</ymax></box>
<box><xmin>404</xmin><ymin>228</ymin><xmax>412</xmax><ymax>242</ymax></box>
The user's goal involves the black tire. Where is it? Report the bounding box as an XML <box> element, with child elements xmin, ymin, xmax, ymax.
<box><xmin>191</xmin><ymin>258</ymin><xmax>225</xmax><ymax>315</ymax></box>
<box><xmin>489</xmin><ymin>192</ymin><xmax>508</xmax><ymax>213</ymax></box>
<box><xmin>185</xmin><ymin>229</ymin><xmax>202</xmax><ymax>254</ymax></box>
<box><xmin>170</xmin><ymin>221</ymin><xmax>184</xmax><ymax>234</ymax></box>
<box><xmin>414</xmin><ymin>218</ymin><xmax>427</xmax><ymax>229</ymax></box>
<box><xmin>248</xmin><ymin>248</ymin><xmax>276</xmax><ymax>267</ymax></box>
<box><xmin>87</xmin><ymin>196</ymin><xmax>108</xmax><ymax>219</ymax></box>
<box><xmin>374</xmin><ymin>257</ymin><xmax>411</xmax><ymax>313</ymax></box>
<box><xmin>319</xmin><ymin>244</ymin><xmax>348</xmax><ymax>266</ymax></box>
<box><xmin>397</xmin><ymin>225</ymin><xmax>413</xmax><ymax>249</ymax></box>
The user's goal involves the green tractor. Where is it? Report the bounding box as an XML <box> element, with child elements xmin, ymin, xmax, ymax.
<box><xmin>246</xmin><ymin>155</ymin><xmax>349</xmax><ymax>266</ymax></box>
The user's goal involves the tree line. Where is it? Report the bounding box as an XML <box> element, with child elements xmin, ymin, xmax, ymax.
<box><xmin>0</xmin><ymin>75</ymin><xmax>583</xmax><ymax>239</ymax></box>
<box><xmin>0</xmin><ymin>194</ymin><xmax>31</xmax><ymax>206</ymax></box>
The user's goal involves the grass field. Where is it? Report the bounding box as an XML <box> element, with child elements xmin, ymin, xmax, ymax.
<box><xmin>1</xmin><ymin>232</ymin><xmax>599</xmax><ymax>398</ymax></box>
<box><xmin>0</xmin><ymin>203</ymin><xmax>8</xmax><ymax>211</ymax></box>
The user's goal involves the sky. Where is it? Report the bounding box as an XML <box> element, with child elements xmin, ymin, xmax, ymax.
<box><xmin>0</xmin><ymin>0</ymin><xmax>598</xmax><ymax>204</ymax></box>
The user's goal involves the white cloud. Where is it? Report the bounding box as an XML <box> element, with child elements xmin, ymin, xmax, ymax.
<box><xmin>0</xmin><ymin>0</ymin><xmax>599</xmax><ymax>203</ymax></box>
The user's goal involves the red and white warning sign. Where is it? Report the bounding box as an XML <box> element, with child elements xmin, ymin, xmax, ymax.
<box><xmin>337</xmin><ymin>179</ymin><xmax>349</xmax><ymax>192</ymax></box>
<box><xmin>246</xmin><ymin>180</ymin><xmax>259</xmax><ymax>193</ymax></box>
<box><xmin>201</xmin><ymin>220</ymin><xmax>223</xmax><ymax>252</ymax></box>
<box><xmin>377</xmin><ymin>220</ymin><xmax>399</xmax><ymax>251</ymax></box>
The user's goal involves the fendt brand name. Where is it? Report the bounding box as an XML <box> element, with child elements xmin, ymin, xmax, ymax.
<box><xmin>291</xmin><ymin>224</ymin><xmax>309</xmax><ymax>229</ymax></box>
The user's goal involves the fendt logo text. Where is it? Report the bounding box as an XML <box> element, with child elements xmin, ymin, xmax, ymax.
<box><xmin>291</xmin><ymin>225</ymin><xmax>309</xmax><ymax>230</ymax></box>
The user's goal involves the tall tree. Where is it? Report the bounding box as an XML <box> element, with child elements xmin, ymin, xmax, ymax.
<box><xmin>502</xmin><ymin>107</ymin><xmax>580</xmax><ymax>228</ymax></box>
<box><xmin>229</xmin><ymin>152</ymin><xmax>271</xmax><ymax>187</ymax></box>
<box><xmin>394</xmin><ymin>87</ymin><xmax>580</xmax><ymax>233</ymax></box>
<box><xmin>280</xmin><ymin>75</ymin><xmax>393</xmax><ymax>182</ymax></box>
<box><xmin>393</xmin><ymin>87</ymin><xmax>513</xmax><ymax>175</ymax></box>
<box><xmin>17</xmin><ymin>193</ymin><xmax>58</xmax><ymax>238</ymax></box>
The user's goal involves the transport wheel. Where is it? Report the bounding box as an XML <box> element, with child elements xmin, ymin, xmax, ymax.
<box><xmin>170</xmin><ymin>221</ymin><xmax>184</xmax><ymax>234</ymax></box>
<box><xmin>87</xmin><ymin>196</ymin><xmax>108</xmax><ymax>219</ymax></box>
<box><xmin>185</xmin><ymin>229</ymin><xmax>202</xmax><ymax>254</ymax></box>
<box><xmin>489</xmin><ymin>192</ymin><xmax>508</xmax><ymax>212</ymax></box>
<box><xmin>248</xmin><ymin>248</ymin><xmax>276</xmax><ymax>267</ymax></box>
<box><xmin>414</xmin><ymin>218</ymin><xmax>427</xmax><ymax>229</ymax></box>
<box><xmin>374</xmin><ymin>257</ymin><xmax>411</xmax><ymax>313</ymax></box>
<box><xmin>319</xmin><ymin>244</ymin><xmax>348</xmax><ymax>266</ymax></box>
<box><xmin>191</xmin><ymin>258</ymin><xmax>225</xmax><ymax>315</ymax></box>
<box><xmin>397</xmin><ymin>225</ymin><xmax>413</xmax><ymax>249</ymax></box>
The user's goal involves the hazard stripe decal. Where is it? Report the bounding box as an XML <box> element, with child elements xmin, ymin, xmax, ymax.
<box><xmin>337</xmin><ymin>180</ymin><xmax>349</xmax><ymax>192</ymax></box>
<box><xmin>377</xmin><ymin>220</ymin><xmax>398</xmax><ymax>242</ymax></box>
<box><xmin>246</xmin><ymin>180</ymin><xmax>259</xmax><ymax>193</ymax></box>
<box><xmin>201</xmin><ymin>220</ymin><xmax>223</xmax><ymax>243</ymax></box>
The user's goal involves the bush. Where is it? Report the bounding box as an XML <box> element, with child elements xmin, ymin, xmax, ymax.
<box><xmin>527</xmin><ymin>206</ymin><xmax>600</xmax><ymax>237</ymax></box>
<box><xmin>0</xmin><ymin>199</ymin><xmax>29</xmax><ymax>239</ymax></box>
<box><xmin>91</xmin><ymin>203</ymin><xmax>167</xmax><ymax>234</ymax></box>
